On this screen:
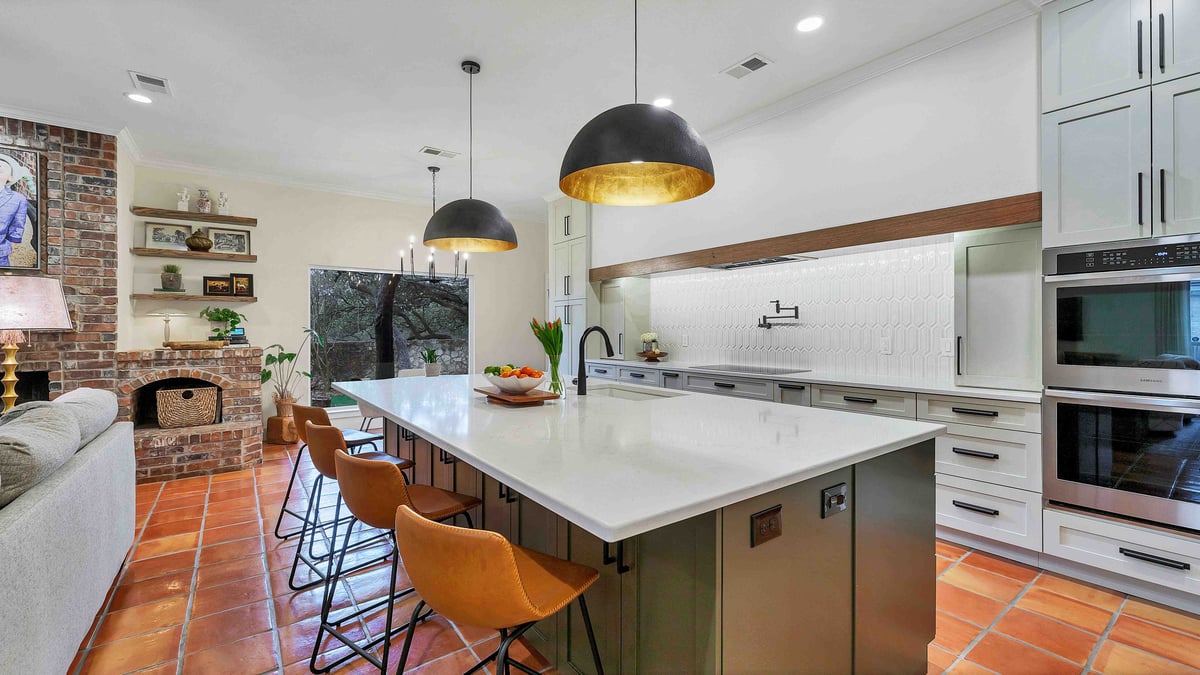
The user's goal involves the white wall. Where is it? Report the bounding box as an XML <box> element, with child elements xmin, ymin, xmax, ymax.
<box><xmin>650</xmin><ymin>239</ymin><xmax>956</xmax><ymax>383</ymax></box>
<box><xmin>591</xmin><ymin>17</ymin><xmax>1040</xmax><ymax>268</ymax></box>
<box><xmin>120</xmin><ymin>166</ymin><xmax>547</xmax><ymax>414</ymax></box>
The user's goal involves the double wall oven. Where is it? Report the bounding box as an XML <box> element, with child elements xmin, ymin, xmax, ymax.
<box><xmin>1044</xmin><ymin>234</ymin><xmax>1200</xmax><ymax>531</ymax></box>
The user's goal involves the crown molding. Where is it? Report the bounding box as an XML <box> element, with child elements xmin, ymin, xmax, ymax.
<box><xmin>0</xmin><ymin>104</ymin><xmax>119</xmax><ymax>136</ymax></box>
<box><xmin>703</xmin><ymin>0</ymin><xmax>1041</xmax><ymax>142</ymax></box>
<box><xmin>116</xmin><ymin>127</ymin><xmax>143</xmax><ymax>162</ymax></box>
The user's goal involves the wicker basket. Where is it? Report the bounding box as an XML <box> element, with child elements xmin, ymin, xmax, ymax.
<box><xmin>156</xmin><ymin>386</ymin><xmax>219</xmax><ymax>428</ymax></box>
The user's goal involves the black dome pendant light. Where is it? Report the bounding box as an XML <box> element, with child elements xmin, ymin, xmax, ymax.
<box><xmin>559</xmin><ymin>0</ymin><xmax>714</xmax><ymax>206</ymax></box>
<box><xmin>423</xmin><ymin>60</ymin><xmax>518</xmax><ymax>252</ymax></box>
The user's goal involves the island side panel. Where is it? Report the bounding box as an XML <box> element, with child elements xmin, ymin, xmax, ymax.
<box><xmin>853</xmin><ymin>439</ymin><xmax>936</xmax><ymax>674</ymax></box>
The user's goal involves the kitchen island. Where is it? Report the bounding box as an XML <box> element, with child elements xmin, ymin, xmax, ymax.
<box><xmin>335</xmin><ymin>374</ymin><xmax>945</xmax><ymax>674</ymax></box>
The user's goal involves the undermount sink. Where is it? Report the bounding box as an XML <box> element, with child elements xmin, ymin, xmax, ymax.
<box><xmin>574</xmin><ymin>384</ymin><xmax>685</xmax><ymax>401</ymax></box>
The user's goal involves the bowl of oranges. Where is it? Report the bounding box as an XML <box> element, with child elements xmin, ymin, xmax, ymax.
<box><xmin>483</xmin><ymin>364</ymin><xmax>546</xmax><ymax>394</ymax></box>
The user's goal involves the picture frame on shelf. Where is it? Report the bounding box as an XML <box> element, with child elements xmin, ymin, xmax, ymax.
<box><xmin>145</xmin><ymin>222</ymin><xmax>192</xmax><ymax>251</ymax></box>
<box><xmin>231</xmin><ymin>273</ymin><xmax>254</xmax><ymax>297</ymax></box>
<box><xmin>203</xmin><ymin>276</ymin><xmax>233</xmax><ymax>296</ymax></box>
<box><xmin>0</xmin><ymin>145</ymin><xmax>43</xmax><ymax>271</ymax></box>
<box><xmin>208</xmin><ymin>227</ymin><xmax>251</xmax><ymax>255</ymax></box>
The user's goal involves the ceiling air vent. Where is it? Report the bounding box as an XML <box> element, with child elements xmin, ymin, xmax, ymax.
<box><xmin>418</xmin><ymin>146</ymin><xmax>460</xmax><ymax>159</ymax></box>
<box><xmin>706</xmin><ymin>254</ymin><xmax>813</xmax><ymax>271</ymax></box>
<box><xmin>128</xmin><ymin>71</ymin><xmax>172</xmax><ymax>96</ymax></box>
<box><xmin>722</xmin><ymin>54</ymin><xmax>773</xmax><ymax>79</ymax></box>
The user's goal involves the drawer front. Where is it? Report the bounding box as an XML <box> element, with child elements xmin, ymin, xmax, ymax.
<box><xmin>683</xmin><ymin>374</ymin><xmax>774</xmax><ymax>400</ymax></box>
<box><xmin>934</xmin><ymin>424</ymin><xmax>1042</xmax><ymax>492</ymax></box>
<box><xmin>586</xmin><ymin>364</ymin><xmax>617</xmax><ymax>379</ymax></box>
<box><xmin>774</xmin><ymin>382</ymin><xmax>811</xmax><ymax>407</ymax></box>
<box><xmin>618</xmin><ymin>367</ymin><xmax>660</xmax><ymax>387</ymax></box>
<box><xmin>935</xmin><ymin>474</ymin><xmax>1042</xmax><ymax>551</ymax></box>
<box><xmin>1044</xmin><ymin>509</ymin><xmax>1200</xmax><ymax>595</ymax></box>
<box><xmin>811</xmin><ymin>384</ymin><xmax>916</xmax><ymax>419</ymax></box>
<box><xmin>660</xmin><ymin>371</ymin><xmax>684</xmax><ymax>390</ymax></box>
<box><xmin>918</xmin><ymin>394</ymin><xmax>1041</xmax><ymax>433</ymax></box>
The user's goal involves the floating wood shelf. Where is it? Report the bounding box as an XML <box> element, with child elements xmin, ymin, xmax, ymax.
<box><xmin>130</xmin><ymin>206</ymin><xmax>257</xmax><ymax>227</ymax></box>
<box><xmin>130</xmin><ymin>247</ymin><xmax>257</xmax><ymax>263</ymax></box>
<box><xmin>130</xmin><ymin>293</ymin><xmax>257</xmax><ymax>303</ymax></box>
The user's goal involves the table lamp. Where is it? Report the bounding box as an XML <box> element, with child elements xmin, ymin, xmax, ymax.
<box><xmin>0</xmin><ymin>277</ymin><xmax>74</xmax><ymax>413</ymax></box>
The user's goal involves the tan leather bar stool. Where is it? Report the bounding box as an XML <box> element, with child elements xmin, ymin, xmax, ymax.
<box><xmin>393</xmin><ymin>504</ymin><xmax>605</xmax><ymax>675</ymax></box>
<box><xmin>272</xmin><ymin>403</ymin><xmax>398</xmax><ymax>540</ymax></box>
<box><xmin>287</xmin><ymin>420</ymin><xmax>411</xmax><ymax>592</ymax></box>
<box><xmin>308</xmin><ymin>441</ymin><xmax>481</xmax><ymax>674</ymax></box>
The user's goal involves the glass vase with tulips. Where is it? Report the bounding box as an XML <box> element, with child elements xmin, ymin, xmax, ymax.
<box><xmin>530</xmin><ymin>317</ymin><xmax>564</xmax><ymax>395</ymax></box>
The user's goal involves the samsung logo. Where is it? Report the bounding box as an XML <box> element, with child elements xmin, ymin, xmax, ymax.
<box><xmin>1138</xmin><ymin>378</ymin><xmax>1164</xmax><ymax>383</ymax></box>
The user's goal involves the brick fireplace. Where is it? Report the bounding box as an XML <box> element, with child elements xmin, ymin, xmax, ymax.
<box><xmin>117</xmin><ymin>348</ymin><xmax>264</xmax><ymax>483</ymax></box>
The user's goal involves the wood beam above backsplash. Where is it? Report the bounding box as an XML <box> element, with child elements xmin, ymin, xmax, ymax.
<box><xmin>589</xmin><ymin>192</ymin><xmax>1041</xmax><ymax>281</ymax></box>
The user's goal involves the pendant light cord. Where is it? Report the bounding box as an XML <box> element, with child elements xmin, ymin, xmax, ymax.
<box><xmin>431</xmin><ymin>168</ymin><xmax>437</xmax><ymax>213</ymax></box>
<box><xmin>634</xmin><ymin>0</ymin><xmax>639</xmax><ymax>103</ymax></box>
<box><xmin>469</xmin><ymin>69</ymin><xmax>474</xmax><ymax>199</ymax></box>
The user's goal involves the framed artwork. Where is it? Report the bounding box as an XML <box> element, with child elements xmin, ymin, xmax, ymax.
<box><xmin>145</xmin><ymin>222</ymin><xmax>192</xmax><ymax>251</ymax></box>
<box><xmin>203</xmin><ymin>276</ymin><xmax>232</xmax><ymax>296</ymax></box>
<box><xmin>0</xmin><ymin>145</ymin><xmax>42</xmax><ymax>270</ymax></box>
<box><xmin>230</xmin><ymin>273</ymin><xmax>254</xmax><ymax>297</ymax></box>
<box><xmin>208</xmin><ymin>227</ymin><xmax>251</xmax><ymax>255</ymax></box>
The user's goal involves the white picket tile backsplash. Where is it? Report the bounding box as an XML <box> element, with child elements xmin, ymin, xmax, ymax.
<box><xmin>649</xmin><ymin>240</ymin><xmax>956</xmax><ymax>383</ymax></box>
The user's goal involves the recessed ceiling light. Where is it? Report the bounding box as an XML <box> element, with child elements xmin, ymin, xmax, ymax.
<box><xmin>652</xmin><ymin>97</ymin><xmax>672</xmax><ymax>107</ymax></box>
<box><xmin>796</xmin><ymin>16</ymin><xmax>824</xmax><ymax>32</ymax></box>
<box><xmin>124</xmin><ymin>92</ymin><xmax>152</xmax><ymax>104</ymax></box>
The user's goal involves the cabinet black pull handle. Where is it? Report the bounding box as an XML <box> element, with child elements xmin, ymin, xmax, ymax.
<box><xmin>778</xmin><ymin>384</ymin><xmax>806</xmax><ymax>391</ymax></box>
<box><xmin>497</xmin><ymin>482</ymin><xmax>508</xmax><ymax>500</ymax></box>
<box><xmin>1120</xmin><ymin>547</ymin><xmax>1190</xmax><ymax>570</ymax></box>
<box><xmin>952</xmin><ymin>447</ymin><xmax>1000</xmax><ymax>460</ymax></box>
<box><xmin>714</xmin><ymin>382</ymin><xmax>736</xmax><ymax>389</ymax></box>
<box><xmin>506</xmin><ymin>487</ymin><xmax>519</xmax><ymax>504</ymax></box>
<box><xmin>629</xmin><ymin>372</ymin><xmax>645</xmax><ymax>379</ymax></box>
<box><xmin>1138</xmin><ymin>172</ymin><xmax>1145</xmax><ymax>226</ymax></box>
<box><xmin>843</xmin><ymin>395</ymin><xmax>877</xmax><ymax>404</ymax></box>
<box><xmin>951</xmin><ymin>407</ymin><xmax>999</xmax><ymax>418</ymax></box>
<box><xmin>1138</xmin><ymin>20</ymin><xmax>1144</xmax><ymax>76</ymax></box>
<box><xmin>663</xmin><ymin>372</ymin><xmax>679</xmax><ymax>378</ymax></box>
<box><xmin>602</xmin><ymin>541</ymin><xmax>617</xmax><ymax>565</ymax></box>
<box><xmin>594</xmin><ymin>368</ymin><xmax>607</xmax><ymax>374</ymax></box>
<box><xmin>563</xmin><ymin>276</ymin><xmax>569</xmax><ymax>296</ymax></box>
<box><xmin>1159</xmin><ymin>13</ymin><xmax>1166</xmax><ymax>72</ymax></box>
<box><xmin>617</xmin><ymin>540</ymin><xmax>631</xmax><ymax>574</ymax></box>
<box><xmin>952</xmin><ymin>500</ymin><xmax>999</xmax><ymax>516</ymax></box>
<box><xmin>564</xmin><ymin>214</ymin><xmax>570</xmax><ymax>237</ymax></box>
<box><xmin>956</xmin><ymin>336</ymin><xmax>963</xmax><ymax>376</ymax></box>
<box><xmin>618</xmin><ymin>333</ymin><xmax>623</xmax><ymax>355</ymax></box>
<box><xmin>1161</xmin><ymin>168</ymin><xmax>1167</xmax><ymax>223</ymax></box>
<box><xmin>565</xmin><ymin>305</ymin><xmax>571</xmax><ymax>325</ymax></box>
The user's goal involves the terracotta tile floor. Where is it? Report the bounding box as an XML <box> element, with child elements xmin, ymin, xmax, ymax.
<box><xmin>69</xmin><ymin>442</ymin><xmax>1200</xmax><ymax>674</ymax></box>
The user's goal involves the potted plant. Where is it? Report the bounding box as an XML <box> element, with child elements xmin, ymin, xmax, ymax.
<box><xmin>420</xmin><ymin>347</ymin><xmax>441</xmax><ymax>377</ymax></box>
<box><xmin>160</xmin><ymin>264</ymin><xmax>182</xmax><ymax>292</ymax></box>
<box><xmin>199</xmin><ymin>307</ymin><xmax>246</xmax><ymax>343</ymax></box>
<box><xmin>262</xmin><ymin>328</ymin><xmax>323</xmax><ymax>418</ymax></box>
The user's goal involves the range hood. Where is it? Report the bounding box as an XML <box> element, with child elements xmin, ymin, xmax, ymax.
<box><xmin>705</xmin><ymin>254</ymin><xmax>814</xmax><ymax>271</ymax></box>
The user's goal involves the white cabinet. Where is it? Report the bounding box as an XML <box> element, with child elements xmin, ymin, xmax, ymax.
<box><xmin>810</xmin><ymin>384</ymin><xmax>917</xmax><ymax>419</ymax></box>
<box><xmin>1041</xmin><ymin>89</ymin><xmax>1152</xmax><ymax>247</ymax></box>
<box><xmin>550</xmin><ymin>197</ymin><xmax>589</xmax><ymax>245</ymax></box>
<box><xmin>551</xmin><ymin>239</ymin><xmax>587</xmax><ymax>302</ymax></box>
<box><xmin>1153</xmin><ymin>73</ymin><xmax>1200</xmax><ymax>235</ymax></box>
<box><xmin>552</xmin><ymin>300</ymin><xmax>586</xmax><ymax>377</ymax></box>
<box><xmin>936</xmin><ymin>474</ymin><xmax>1043</xmax><ymax>551</ymax></box>
<box><xmin>1154</xmin><ymin>0</ymin><xmax>1200</xmax><ymax>83</ymax></box>
<box><xmin>774</xmin><ymin>382</ymin><xmax>811</xmax><ymax>407</ymax></box>
<box><xmin>1042</xmin><ymin>0</ymin><xmax>1151</xmax><ymax>112</ymax></box>
<box><xmin>953</xmin><ymin>227</ymin><xmax>1042</xmax><ymax>390</ymax></box>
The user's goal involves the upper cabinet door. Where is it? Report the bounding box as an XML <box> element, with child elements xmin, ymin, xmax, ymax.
<box><xmin>568</xmin><ymin>199</ymin><xmax>590</xmax><ymax>241</ymax></box>
<box><xmin>1042</xmin><ymin>0</ymin><xmax>1151</xmax><ymax>112</ymax></box>
<box><xmin>1042</xmin><ymin>88</ymin><xmax>1152</xmax><ymax>247</ymax></box>
<box><xmin>567</xmin><ymin>239</ymin><xmax>588</xmax><ymax>299</ymax></box>
<box><xmin>550</xmin><ymin>197</ymin><xmax>589</xmax><ymax>244</ymax></box>
<box><xmin>1153</xmin><ymin>0</ymin><xmax>1200</xmax><ymax>82</ymax></box>
<box><xmin>551</xmin><ymin>242</ymin><xmax>571</xmax><ymax>301</ymax></box>
<box><xmin>1153</xmin><ymin>73</ymin><xmax>1200</xmax><ymax>236</ymax></box>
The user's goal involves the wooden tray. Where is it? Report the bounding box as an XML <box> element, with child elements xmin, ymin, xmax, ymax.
<box><xmin>164</xmin><ymin>340</ymin><xmax>227</xmax><ymax>349</ymax></box>
<box><xmin>474</xmin><ymin>386</ymin><xmax>560</xmax><ymax>407</ymax></box>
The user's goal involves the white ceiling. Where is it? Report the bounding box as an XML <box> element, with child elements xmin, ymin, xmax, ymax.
<box><xmin>8</xmin><ymin>0</ymin><xmax>1017</xmax><ymax>222</ymax></box>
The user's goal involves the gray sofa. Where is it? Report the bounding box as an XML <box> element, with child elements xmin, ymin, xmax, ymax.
<box><xmin>0</xmin><ymin>389</ymin><xmax>134</xmax><ymax>675</ymax></box>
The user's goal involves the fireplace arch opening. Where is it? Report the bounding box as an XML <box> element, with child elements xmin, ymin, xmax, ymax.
<box><xmin>131</xmin><ymin>377</ymin><xmax>224</xmax><ymax>429</ymax></box>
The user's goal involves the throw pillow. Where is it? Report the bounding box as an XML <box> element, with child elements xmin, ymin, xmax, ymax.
<box><xmin>0</xmin><ymin>402</ymin><xmax>82</xmax><ymax>507</ymax></box>
<box><xmin>54</xmin><ymin>388</ymin><xmax>119</xmax><ymax>446</ymax></box>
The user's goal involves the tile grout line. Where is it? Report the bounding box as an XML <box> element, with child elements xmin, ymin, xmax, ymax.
<box><xmin>944</xmin><ymin>564</ymin><xmax>1044</xmax><ymax>673</ymax></box>
<box><xmin>174</xmin><ymin>474</ymin><xmax>213</xmax><ymax>675</ymax></box>
<box><xmin>1082</xmin><ymin>596</ymin><xmax>1127</xmax><ymax>673</ymax></box>
<box><xmin>71</xmin><ymin>480</ymin><xmax>167</xmax><ymax>674</ymax></box>
<box><xmin>252</xmin><ymin>452</ymin><xmax>287</xmax><ymax>672</ymax></box>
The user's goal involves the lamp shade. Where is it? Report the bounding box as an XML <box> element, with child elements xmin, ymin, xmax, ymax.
<box><xmin>423</xmin><ymin>198</ymin><xmax>518</xmax><ymax>252</ymax></box>
<box><xmin>0</xmin><ymin>276</ymin><xmax>73</xmax><ymax>330</ymax></box>
<box><xmin>559</xmin><ymin>103</ymin><xmax>715</xmax><ymax>206</ymax></box>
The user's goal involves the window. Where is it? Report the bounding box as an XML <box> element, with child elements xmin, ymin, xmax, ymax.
<box><xmin>308</xmin><ymin>267</ymin><xmax>470</xmax><ymax>407</ymax></box>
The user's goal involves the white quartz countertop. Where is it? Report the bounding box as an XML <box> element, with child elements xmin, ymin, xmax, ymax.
<box><xmin>587</xmin><ymin>359</ymin><xmax>1044</xmax><ymax>404</ymax></box>
<box><xmin>334</xmin><ymin>374</ymin><xmax>944</xmax><ymax>541</ymax></box>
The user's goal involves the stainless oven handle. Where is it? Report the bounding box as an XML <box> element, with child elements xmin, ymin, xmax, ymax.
<box><xmin>1043</xmin><ymin>269</ymin><xmax>1200</xmax><ymax>284</ymax></box>
<box><xmin>1045</xmin><ymin>388</ymin><xmax>1200</xmax><ymax>413</ymax></box>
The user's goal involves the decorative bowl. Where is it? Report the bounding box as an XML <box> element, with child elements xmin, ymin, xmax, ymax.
<box><xmin>637</xmin><ymin>350</ymin><xmax>668</xmax><ymax>363</ymax></box>
<box><xmin>485</xmin><ymin>373</ymin><xmax>546</xmax><ymax>394</ymax></box>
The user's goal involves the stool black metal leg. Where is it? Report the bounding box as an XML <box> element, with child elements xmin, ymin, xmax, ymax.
<box><xmin>309</xmin><ymin>507</ymin><xmax>355</xmax><ymax>673</ymax></box>
<box><xmin>579</xmin><ymin>594</ymin><xmax>604</xmax><ymax>675</ymax></box>
<box><xmin>272</xmin><ymin>443</ymin><xmax>308</xmax><ymax>540</ymax></box>
<box><xmin>496</xmin><ymin>623</ymin><xmax>539</xmax><ymax>675</ymax></box>
<box><xmin>378</xmin><ymin>544</ymin><xmax>401</xmax><ymax>673</ymax></box>
<box><xmin>396</xmin><ymin>599</ymin><xmax>427</xmax><ymax>674</ymax></box>
<box><xmin>288</xmin><ymin>473</ymin><xmax>322</xmax><ymax>590</ymax></box>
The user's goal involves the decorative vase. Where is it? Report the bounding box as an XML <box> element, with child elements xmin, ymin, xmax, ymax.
<box><xmin>548</xmin><ymin>354</ymin><xmax>563</xmax><ymax>395</ymax></box>
<box><xmin>160</xmin><ymin>272</ymin><xmax>182</xmax><ymax>291</ymax></box>
<box><xmin>274</xmin><ymin>394</ymin><xmax>297</xmax><ymax>418</ymax></box>
<box><xmin>186</xmin><ymin>230</ymin><xmax>213</xmax><ymax>251</ymax></box>
<box><xmin>217</xmin><ymin>191</ymin><xmax>230</xmax><ymax>216</ymax></box>
<box><xmin>424</xmin><ymin>363</ymin><xmax>442</xmax><ymax>377</ymax></box>
<box><xmin>196</xmin><ymin>188</ymin><xmax>212</xmax><ymax>214</ymax></box>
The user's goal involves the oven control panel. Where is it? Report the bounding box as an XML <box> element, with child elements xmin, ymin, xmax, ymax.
<box><xmin>1056</xmin><ymin>241</ymin><xmax>1200</xmax><ymax>274</ymax></box>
